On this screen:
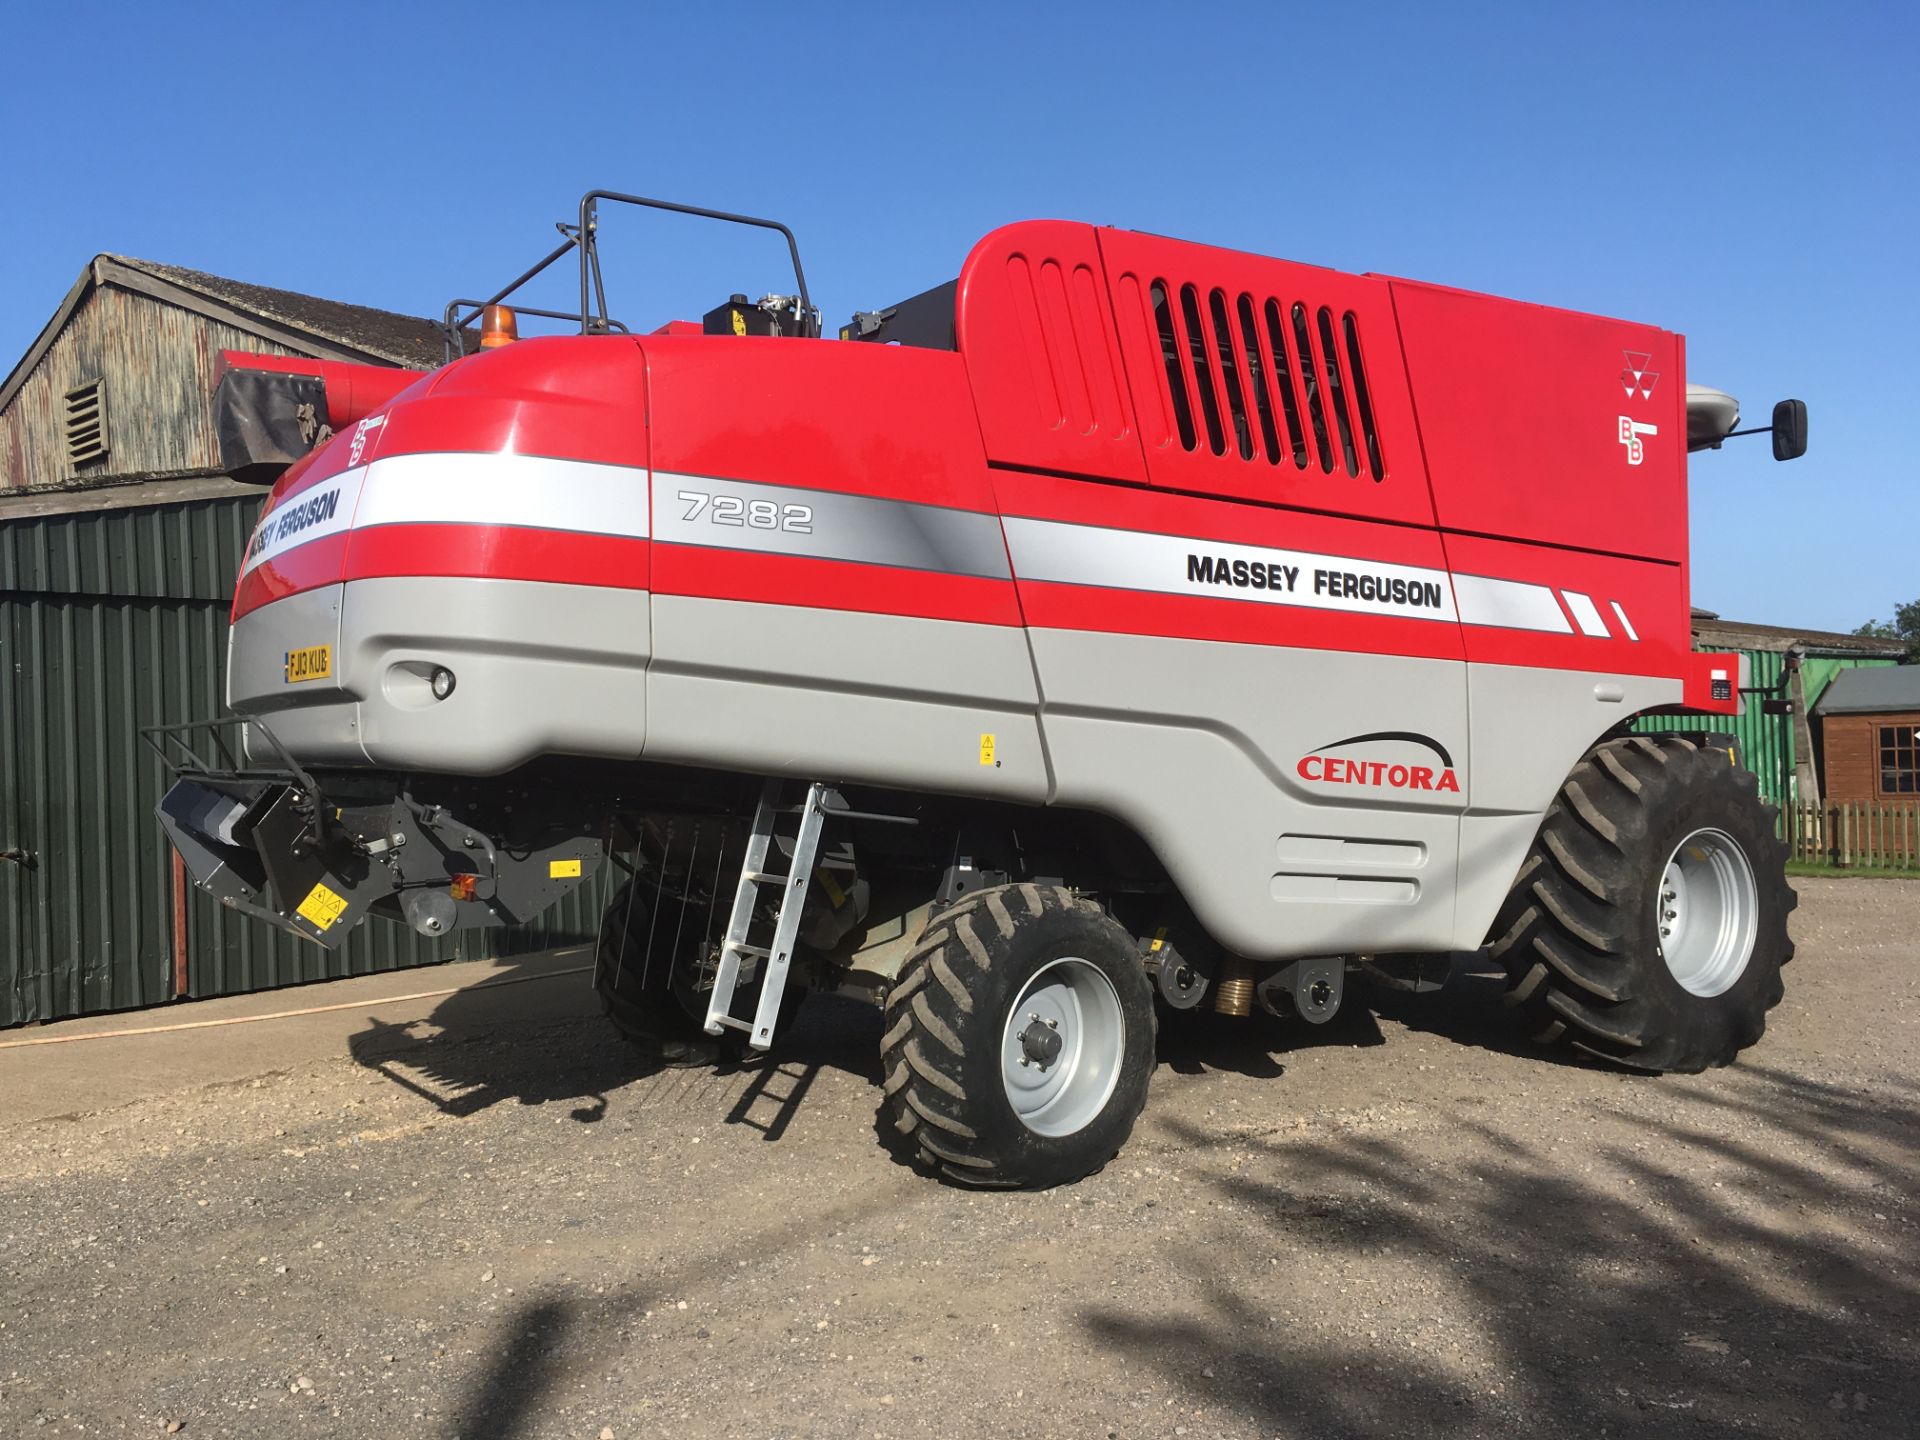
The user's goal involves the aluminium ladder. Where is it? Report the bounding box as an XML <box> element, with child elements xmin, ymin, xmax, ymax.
<box><xmin>702</xmin><ymin>779</ymin><xmax>829</xmax><ymax>1050</ymax></box>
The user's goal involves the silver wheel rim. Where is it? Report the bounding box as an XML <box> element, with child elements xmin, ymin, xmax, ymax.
<box><xmin>1000</xmin><ymin>957</ymin><xmax>1125</xmax><ymax>1138</ymax></box>
<box><xmin>1658</xmin><ymin>828</ymin><xmax>1759</xmax><ymax>998</ymax></box>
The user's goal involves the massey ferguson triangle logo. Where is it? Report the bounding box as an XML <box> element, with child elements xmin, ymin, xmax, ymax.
<box><xmin>1621</xmin><ymin>351</ymin><xmax>1660</xmax><ymax>401</ymax></box>
<box><xmin>1296</xmin><ymin>732</ymin><xmax>1461</xmax><ymax>794</ymax></box>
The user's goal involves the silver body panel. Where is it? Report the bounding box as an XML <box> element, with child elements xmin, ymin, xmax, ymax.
<box><xmin>1029</xmin><ymin>627</ymin><xmax>1468</xmax><ymax>956</ymax></box>
<box><xmin>229</xmin><ymin>572</ymin><xmax>1675</xmax><ymax>960</ymax></box>
<box><xmin>647</xmin><ymin>596</ymin><xmax>1049</xmax><ymax>802</ymax></box>
<box><xmin>232</xmin><ymin>577</ymin><xmax>650</xmax><ymax>774</ymax></box>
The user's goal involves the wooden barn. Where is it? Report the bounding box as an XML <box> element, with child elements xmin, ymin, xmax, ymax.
<box><xmin>0</xmin><ymin>257</ymin><xmax>602</xmax><ymax>1028</ymax></box>
<box><xmin>0</xmin><ymin>253</ymin><xmax>445</xmax><ymax>495</ymax></box>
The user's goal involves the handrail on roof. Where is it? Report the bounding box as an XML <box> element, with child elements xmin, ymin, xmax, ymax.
<box><xmin>440</xmin><ymin>190</ymin><xmax>817</xmax><ymax>363</ymax></box>
<box><xmin>574</xmin><ymin>190</ymin><xmax>814</xmax><ymax>338</ymax></box>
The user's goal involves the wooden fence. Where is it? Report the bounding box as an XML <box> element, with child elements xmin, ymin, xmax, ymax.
<box><xmin>1782</xmin><ymin>800</ymin><xmax>1920</xmax><ymax>872</ymax></box>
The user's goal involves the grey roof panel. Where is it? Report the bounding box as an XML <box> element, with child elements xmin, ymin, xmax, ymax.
<box><xmin>1813</xmin><ymin>666</ymin><xmax>1920</xmax><ymax>716</ymax></box>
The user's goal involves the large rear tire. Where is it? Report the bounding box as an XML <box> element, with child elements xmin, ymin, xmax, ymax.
<box><xmin>880</xmin><ymin>884</ymin><xmax>1156</xmax><ymax>1188</ymax></box>
<box><xmin>1490</xmin><ymin>735</ymin><xmax>1794</xmax><ymax>1072</ymax></box>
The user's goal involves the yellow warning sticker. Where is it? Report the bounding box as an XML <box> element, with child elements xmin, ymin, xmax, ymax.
<box><xmin>285</xmin><ymin>644</ymin><xmax>333</xmax><ymax>684</ymax></box>
<box><xmin>549</xmin><ymin>858</ymin><xmax>583</xmax><ymax>879</ymax></box>
<box><xmin>816</xmin><ymin>868</ymin><xmax>847</xmax><ymax>907</ymax></box>
<box><xmin>295</xmin><ymin>881</ymin><xmax>349</xmax><ymax>931</ymax></box>
<box><xmin>979</xmin><ymin>733</ymin><xmax>997</xmax><ymax>766</ymax></box>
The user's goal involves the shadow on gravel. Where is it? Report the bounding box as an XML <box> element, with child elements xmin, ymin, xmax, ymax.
<box><xmin>446</xmin><ymin>1298</ymin><xmax>574</xmax><ymax>1440</ymax></box>
<box><xmin>445</xmin><ymin>1188</ymin><xmax>898</xmax><ymax>1440</ymax></box>
<box><xmin>1156</xmin><ymin>1001</ymin><xmax>1387</xmax><ymax>1078</ymax></box>
<box><xmin>1356</xmin><ymin>957</ymin><xmax>1624</xmax><ymax>1071</ymax></box>
<box><xmin>1081</xmin><ymin>1064</ymin><xmax>1920</xmax><ymax>1439</ymax></box>
<box><xmin>347</xmin><ymin>963</ymin><xmax>882</xmax><ymax>1137</ymax></box>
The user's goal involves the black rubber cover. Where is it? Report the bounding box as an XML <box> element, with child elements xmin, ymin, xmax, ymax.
<box><xmin>214</xmin><ymin>369</ymin><xmax>329</xmax><ymax>484</ymax></box>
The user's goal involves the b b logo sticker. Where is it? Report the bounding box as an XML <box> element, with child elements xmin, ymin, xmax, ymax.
<box><xmin>1618</xmin><ymin>415</ymin><xmax>1658</xmax><ymax>466</ymax></box>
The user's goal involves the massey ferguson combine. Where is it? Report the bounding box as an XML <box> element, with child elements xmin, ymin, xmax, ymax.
<box><xmin>157</xmin><ymin>191</ymin><xmax>1808</xmax><ymax>1187</ymax></box>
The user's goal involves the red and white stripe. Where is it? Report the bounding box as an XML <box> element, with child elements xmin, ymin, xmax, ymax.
<box><xmin>234</xmin><ymin>450</ymin><xmax>1666</xmax><ymax>678</ymax></box>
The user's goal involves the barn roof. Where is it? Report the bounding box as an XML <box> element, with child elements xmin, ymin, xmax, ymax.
<box><xmin>1813</xmin><ymin>666</ymin><xmax>1920</xmax><ymax>716</ymax></box>
<box><xmin>0</xmin><ymin>254</ymin><xmax>445</xmax><ymax>417</ymax></box>
<box><xmin>108</xmin><ymin>257</ymin><xmax>449</xmax><ymax>368</ymax></box>
<box><xmin>1690</xmin><ymin>615</ymin><xmax>1908</xmax><ymax>659</ymax></box>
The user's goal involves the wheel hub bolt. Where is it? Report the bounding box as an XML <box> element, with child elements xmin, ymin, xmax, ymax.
<box><xmin>1019</xmin><ymin>1018</ymin><xmax>1064</xmax><ymax>1069</ymax></box>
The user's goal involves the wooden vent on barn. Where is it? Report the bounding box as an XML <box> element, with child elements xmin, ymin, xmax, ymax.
<box><xmin>1148</xmin><ymin>284</ymin><xmax>1383</xmax><ymax>481</ymax></box>
<box><xmin>64</xmin><ymin>378</ymin><xmax>109</xmax><ymax>467</ymax></box>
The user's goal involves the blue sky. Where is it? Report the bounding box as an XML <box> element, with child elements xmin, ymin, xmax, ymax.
<box><xmin>2</xmin><ymin>2</ymin><xmax>1912</xmax><ymax>631</ymax></box>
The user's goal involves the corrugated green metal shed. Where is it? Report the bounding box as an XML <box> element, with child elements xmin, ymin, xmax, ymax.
<box><xmin>1633</xmin><ymin>638</ymin><xmax>1900</xmax><ymax>809</ymax></box>
<box><xmin>0</xmin><ymin>491</ymin><xmax>607</xmax><ymax>1029</ymax></box>
<box><xmin>1634</xmin><ymin>649</ymin><xmax>1794</xmax><ymax>804</ymax></box>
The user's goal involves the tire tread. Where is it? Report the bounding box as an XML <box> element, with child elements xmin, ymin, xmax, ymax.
<box><xmin>1492</xmin><ymin>737</ymin><xmax>1793</xmax><ymax>1072</ymax></box>
<box><xmin>879</xmin><ymin>884</ymin><xmax>1153</xmax><ymax>1188</ymax></box>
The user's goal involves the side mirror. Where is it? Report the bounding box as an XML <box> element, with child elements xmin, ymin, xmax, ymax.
<box><xmin>1772</xmin><ymin>398</ymin><xmax>1807</xmax><ymax>461</ymax></box>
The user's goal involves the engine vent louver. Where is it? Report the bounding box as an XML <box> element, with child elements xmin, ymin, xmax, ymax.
<box><xmin>1148</xmin><ymin>283</ymin><xmax>1383</xmax><ymax>481</ymax></box>
<box><xmin>64</xmin><ymin>378</ymin><xmax>109</xmax><ymax>468</ymax></box>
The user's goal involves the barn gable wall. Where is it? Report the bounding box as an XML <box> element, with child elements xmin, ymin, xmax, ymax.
<box><xmin>0</xmin><ymin>285</ymin><xmax>302</xmax><ymax>491</ymax></box>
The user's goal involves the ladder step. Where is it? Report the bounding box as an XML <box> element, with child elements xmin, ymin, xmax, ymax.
<box><xmin>705</xmin><ymin>779</ymin><xmax>831</xmax><ymax>1051</ymax></box>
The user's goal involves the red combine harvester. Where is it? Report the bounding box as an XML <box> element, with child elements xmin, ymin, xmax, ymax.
<box><xmin>156</xmin><ymin>191</ymin><xmax>1808</xmax><ymax>1187</ymax></box>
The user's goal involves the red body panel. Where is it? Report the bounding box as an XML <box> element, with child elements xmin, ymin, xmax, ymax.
<box><xmin>1095</xmin><ymin>230</ymin><xmax>1436</xmax><ymax>528</ymax></box>
<box><xmin>373</xmin><ymin>337</ymin><xmax>651</xmax><ymax>471</ymax></box>
<box><xmin>345</xmin><ymin>524</ymin><xmax>650</xmax><ymax>593</ymax></box>
<box><xmin>1440</xmin><ymin>531</ymin><xmax>1690</xmax><ymax>678</ymax></box>
<box><xmin>642</xmin><ymin>337</ymin><xmax>1019</xmax><ymax>625</ymax></box>
<box><xmin>955</xmin><ymin>221</ymin><xmax>1146</xmax><ymax>486</ymax></box>
<box><xmin>233</xmin><ymin>340</ymin><xmax>650</xmax><ymax>622</ymax></box>
<box><xmin>229</xmin><ymin>220</ymin><xmax>1735</xmax><ymax>717</ymax></box>
<box><xmin>1387</xmin><ymin>279</ymin><xmax>1687</xmax><ymax>562</ymax></box>
<box><xmin>642</xmin><ymin>337</ymin><xmax>997</xmax><ymax>510</ymax></box>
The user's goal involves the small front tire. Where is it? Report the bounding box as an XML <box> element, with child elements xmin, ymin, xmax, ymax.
<box><xmin>880</xmin><ymin>884</ymin><xmax>1156</xmax><ymax>1188</ymax></box>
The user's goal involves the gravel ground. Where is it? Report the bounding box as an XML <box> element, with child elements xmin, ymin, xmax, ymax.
<box><xmin>2</xmin><ymin>875</ymin><xmax>1915</xmax><ymax>1439</ymax></box>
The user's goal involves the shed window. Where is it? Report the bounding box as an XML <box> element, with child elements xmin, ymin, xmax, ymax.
<box><xmin>65</xmin><ymin>378</ymin><xmax>109</xmax><ymax>467</ymax></box>
<box><xmin>1880</xmin><ymin>724</ymin><xmax>1919</xmax><ymax>794</ymax></box>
